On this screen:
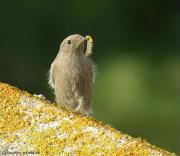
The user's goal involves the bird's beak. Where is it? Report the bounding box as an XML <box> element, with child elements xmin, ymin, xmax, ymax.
<box><xmin>83</xmin><ymin>39</ymin><xmax>87</xmax><ymax>54</ymax></box>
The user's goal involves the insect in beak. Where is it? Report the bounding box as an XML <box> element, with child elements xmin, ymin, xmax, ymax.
<box><xmin>85</xmin><ymin>35</ymin><xmax>93</xmax><ymax>42</ymax></box>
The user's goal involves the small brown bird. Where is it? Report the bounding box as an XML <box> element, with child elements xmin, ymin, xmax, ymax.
<box><xmin>49</xmin><ymin>34</ymin><xmax>95</xmax><ymax>116</ymax></box>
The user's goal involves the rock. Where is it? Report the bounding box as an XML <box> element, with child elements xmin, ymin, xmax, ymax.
<box><xmin>0</xmin><ymin>83</ymin><xmax>176</xmax><ymax>156</ymax></box>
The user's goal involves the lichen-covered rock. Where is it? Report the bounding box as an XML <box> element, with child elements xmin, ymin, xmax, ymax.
<box><xmin>0</xmin><ymin>83</ymin><xmax>176</xmax><ymax>156</ymax></box>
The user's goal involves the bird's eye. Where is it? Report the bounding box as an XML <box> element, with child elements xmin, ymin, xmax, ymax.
<box><xmin>67</xmin><ymin>40</ymin><xmax>71</xmax><ymax>45</ymax></box>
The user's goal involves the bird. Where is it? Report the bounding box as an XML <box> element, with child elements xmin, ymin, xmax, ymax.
<box><xmin>49</xmin><ymin>34</ymin><xmax>95</xmax><ymax>116</ymax></box>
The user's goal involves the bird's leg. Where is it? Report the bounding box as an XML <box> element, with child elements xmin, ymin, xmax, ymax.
<box><xmin>75</xmin><ymin>96</ymin><xmax>90</xmax><ymax>116</ymax></box>
<box><xmin>85</xmin><ymin>35</ymin><xmax>93</xmax><ymax>59</ymax></box>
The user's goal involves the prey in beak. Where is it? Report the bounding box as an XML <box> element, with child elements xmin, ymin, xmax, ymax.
<box><xmin>84</xmin><ymin>35</ymin><xmax>93</xmax><ymax>58</ymax></box>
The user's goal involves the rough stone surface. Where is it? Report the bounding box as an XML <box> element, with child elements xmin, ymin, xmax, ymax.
<box><xmin>0</xmin><ymin>83</ymin><xmax>176</xmax><ymax>156</ymax></box>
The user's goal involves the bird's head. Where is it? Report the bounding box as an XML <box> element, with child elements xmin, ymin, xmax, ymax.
<box><xmin>59</xmin><ymin>34</ymin><xmax>87</xmax><ymax>56</ymax></box>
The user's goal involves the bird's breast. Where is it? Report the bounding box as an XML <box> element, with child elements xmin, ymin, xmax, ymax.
<box><xmin>56</xmin><ymin>55</ymin><xmax>92</xmax><ymax>84</ymax></box>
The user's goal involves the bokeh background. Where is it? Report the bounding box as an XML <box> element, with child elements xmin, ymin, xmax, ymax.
<box><xmin>0</xmin><ymin>0</ymin><xmax>179</xmax><ymax>154</ymax></box>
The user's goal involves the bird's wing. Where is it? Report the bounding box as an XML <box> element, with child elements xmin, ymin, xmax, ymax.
<box><xmin>49</xmin><ymin>61</ymin><xmax>56</xmax><ymax>89</ymax></box>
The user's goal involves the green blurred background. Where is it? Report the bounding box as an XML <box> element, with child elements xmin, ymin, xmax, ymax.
<box><xmin>0</xmin><ymin>0</ymin><xmax>179</xmax><ymax>154</ymax></box>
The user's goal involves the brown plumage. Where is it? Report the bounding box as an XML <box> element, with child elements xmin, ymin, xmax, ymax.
<box><xmin>49</xmin><ymin>34</ymin><xmax>95</xmax><ymax>116</ymax></box>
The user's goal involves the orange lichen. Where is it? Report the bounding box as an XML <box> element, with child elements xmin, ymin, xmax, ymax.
<box><xmin>0</xmin><ymin>82</ymin><xmax>176</xmax><ymax>156</ymax></box>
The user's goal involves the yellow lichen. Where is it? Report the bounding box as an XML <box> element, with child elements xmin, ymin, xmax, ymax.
<box><xmin>0</xmin><ymin>83</ymin><xmax>176</xmax><ymax>156</ymax></box>
<box><xmin>0</xmin><ymin>83</ymin><xmax>26</xmax><ymax>136</ymax></box>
